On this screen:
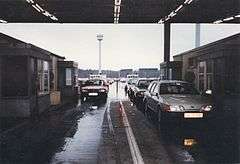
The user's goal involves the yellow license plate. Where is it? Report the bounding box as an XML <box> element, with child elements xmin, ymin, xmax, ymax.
<box><xmin>184</xmin><ymin>113</ymin><xmax>203</xmax><ymax>118</ymax></box>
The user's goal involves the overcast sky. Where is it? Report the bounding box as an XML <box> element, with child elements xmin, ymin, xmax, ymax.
<box><xmin>0</xmin><ymin>23</ymin><xmax>239</xmax><ymax>70</ymax></box>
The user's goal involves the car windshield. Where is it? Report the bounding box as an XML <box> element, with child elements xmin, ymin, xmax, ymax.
<box><xmin>84</xmin><ymin>79</ymin><xmax>104</xmax><ymax>86</ymax></box>
<box><xmin>138</xmin><ymin>80</ymin><xmax>152</xmax><ymax>89</ymax></box>
<box><xmin>160</xmin><ymin>82</ymin><xmax>199</xmax><ymax>95</ymax></box>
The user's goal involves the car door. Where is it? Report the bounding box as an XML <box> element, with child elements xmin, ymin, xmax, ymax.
<box><xmin>144</xmin><ymin>82</ymin><xmax>155</xmax><ymax>107</ymax></box>
<box><xmin>148</xmin><ymin>82</ymin><xmax>157</xmax><ymax>111</ymax></box>
<box><xmin>151</xmin><ymin>83</ymin><xmax>160</xmax><ymax>113</ymax></box>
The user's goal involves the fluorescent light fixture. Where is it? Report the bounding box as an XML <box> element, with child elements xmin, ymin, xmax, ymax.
<box><xmin>165</xmin><ymin>17</ymin><xmax>170</xmax><ymax>21</ymax></box>
<box><xmin>158</xmin><ymin>19</ymin><xmax>164</xmax><ymax>24</ymax></box>
<box><xmin>213</xmin><ymin>20</ymin><xmax>223</xmax><ymax>24</ymax></box>
<box><xmin>169</xmin><ymin>12</ymin><xmax>176</xmax><ymax>17</ymax></box>
<box><xmin>43</xmin><ymin>11</ymin><xmax>51</xmax><ymax>17</ymax></box>
<box><xmin>32</xmin><ymin>5</ymin><xmax>41</xmax><ymax>12</ymax></box>
<box><xmin>113</xmin><ymin>0</ymin><xmax>121</xmax><ymax>23</ymax></box>
<box><xmin>187</xmin><ymin>0</ymin><xmax>193</xmax><ymax>4</ymax></box>
<box><xmin>115</xmin><ymin>0</ymin><xmax>121</xmax><ymax>5</ymax></box>
<box><xmin>35</xmin><ymin>4</ymin><xmax>44</xmax><ymax>12</ymax></box>
<box><xmin>0</xmin><ymin>19</ymin><xmax>7</xmax><ymax>23</ymax></box>
<box><xmin>223</xmin><ymin>16</ymin><xmax>234</xmax><ymax>21</ymax></box>
<box><xmin>175</xmin><ymin>5</ymin><xmax>183</xmax><ymax>13</ymax></box>
<box><xmin>50</xmin><ymin>16</ymin><xmax>58</xmax><ymax>21</ymax></box>
<box><xmin>26</xmin><ymin>0</ymin><xmax>34</xmax><ymax>4</ymax></box>
<box><xmin>235</xmin><ymin>14</ymin><xmax>240</xmax><ymax>18</ymax></box>
<box><xmin>184</xmin><ymin>0</ymin><xmax>190</xmax><ymax>4</ymax></box>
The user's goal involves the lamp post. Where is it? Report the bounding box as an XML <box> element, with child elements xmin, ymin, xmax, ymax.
<box><xmin>97</xmin><ymin>34</ymin><xmax>103</xmax><ymax>75</ymax></box>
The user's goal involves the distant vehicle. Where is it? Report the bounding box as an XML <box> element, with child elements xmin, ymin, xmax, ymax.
<box><xmin>126</xmin><ymin>78</ymin><xmax>138</xmax><ymax>100</ymax></box>
<box><xmin>107</xmin><ymin>78</ymin><xmax>114</xmax><ymax>85</ymax></box>
<box><xmin>81</xmin><ymin>79</ymin><xmax>109</xmax><ymax>101</ymax></box>
<box><xmin>120</xmin><ymin>78</ymin><xmax>127</xmax><ymax>83</ymax></box>
<box><xmin>89</xmin><ymin>74</ymin><xmax>107</xmax><ymax>79</ymax></box>
<box><xmin>127</xmin><ymin>74</ymin><xmax>138</xmax><ymax>79</ymax></box>
<box><xmin>143</xmin><ymin>80</ymin><xmax>213</xmax><ymax>126</ymax></box>
<box><xmin>131</xmin><ymin>78</ymin><xmax>157</xmax><ymax>109</ymax></box>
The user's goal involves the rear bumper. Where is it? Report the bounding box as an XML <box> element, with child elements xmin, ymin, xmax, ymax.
<box><xmin>162</xmin><ymin>111</ymin><xmax>214</xmax><ymax>121</ymax></box>
<box><xmin>82</xmin><ymin>92</ymin><xmax>107</xmax><ymax>98</ymax></box>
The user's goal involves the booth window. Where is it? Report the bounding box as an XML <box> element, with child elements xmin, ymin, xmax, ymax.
<box><xmin>66</xmin><ymin>68</ymin><xmax>72</xmax><ymax>86</ymax></box>
<box><xmin>1</xmin><ymin>56</ymin><xmax>28</xmax><ymax>97</ymax></box>
<box><xmin>38</xmin><ymin>60</ymin><xmax>49</xmax><ymax>95</ymax></box>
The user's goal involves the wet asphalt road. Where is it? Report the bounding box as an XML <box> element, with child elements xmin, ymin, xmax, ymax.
<box><xmin>1</xmin><ymin>82</ymin><xmax>239</xmax><ymax>164</ymax></box>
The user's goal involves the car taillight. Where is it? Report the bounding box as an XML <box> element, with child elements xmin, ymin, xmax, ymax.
<box><xmin>99</xmin><ymin>89</ymin><xmax>106</xmax><ymax>92</ymax></box>
<box><xmin>162</xmin><ymin>104</ymin><xmax>171</xmax><ymax>112</ymax></box>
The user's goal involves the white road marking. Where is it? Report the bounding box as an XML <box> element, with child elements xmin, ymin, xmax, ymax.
<box><xmin>119</xmin><ymin>101</ymin><xmax>145</xmax><ymax>164</ymax></box>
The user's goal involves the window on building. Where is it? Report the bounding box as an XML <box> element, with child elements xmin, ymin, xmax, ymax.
<box><xmin>66</xmin><ymin>68</ymin><xmax>72</xmax><ymax>86</ymax></box>
<box><xmin>206</xmin><ymin>60</ymin><xmax>213</xmax><ymax>90</ymax></box>
<box><xmin>1</xmin><ymin>56</ymin><xmax>28</xmax><ymax>97</ymax></box>
<box><xmin>198</xmin><ymin>60</ymin><xmax>213</xmax><ymax>92</ymax></box>
<box><xmin>38</xmin><ymin>60</ymin><xmax>49</xmax><ymax>95</ymax></box>
<box><xmin>188</xmin><ymin>57</ymin><xmax>196</xmax><ymax>68</ymax></box>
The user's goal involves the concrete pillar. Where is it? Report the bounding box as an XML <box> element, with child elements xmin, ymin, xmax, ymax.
<box><xmin>164</xmin><ymin>23</ymin><xmax>171</xmax><ymax>62</ymax></box>
<box><xmin>195</xmin><ymin>24</ymin><xmax>200</xmax><ymax>47</ymax></box>
<box><xmin>164</xmin><ymin>23</ymin><xmax>171</xmax><ymax>79</ymax></box>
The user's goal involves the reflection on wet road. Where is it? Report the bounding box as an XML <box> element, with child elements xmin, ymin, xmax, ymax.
<box><xmin>50</xmin><ymin>102</ymin><xmax>106</xmax><ymax>164</ymax></box>
<box><xmin>1</xmin><ymin>82</ymin><xmax>239</xmax><ymax>164</ymax></box>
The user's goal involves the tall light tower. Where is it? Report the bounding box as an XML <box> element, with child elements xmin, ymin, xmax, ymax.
<box><xmin>97</xmin><ymin>34</ymin><xmax>103</xmax><ymax>75</ymax></box>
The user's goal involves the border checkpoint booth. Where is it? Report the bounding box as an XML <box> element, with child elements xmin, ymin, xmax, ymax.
<box><xmin>58</xmin><ymin>61</ymin><xmax>79</xmax><ymax>102</ymax></box>
<box><xmin>0</xmin><ymin>33</ymin><xmax>53</xmax><ymax>117</ymax></box>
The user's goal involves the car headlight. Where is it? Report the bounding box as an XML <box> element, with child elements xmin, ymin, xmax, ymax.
<box><xmin>99</xmin><ymin>89</ymin><xmax>106</xmax><ymax>92</ymax></box>
<box><xmin>82</xmin><ymin>89</ymin><xmax>88</xmax><ymax>92</ymax></box>
<box><xmin>201</xmin><ymin>105</ymin><xmax>212</xmax><ymax>111</ymax></box>
<box><xmin>169</xmin><ymin>105</ymin><xmax>185</xmax><ymax>112</ymax></box>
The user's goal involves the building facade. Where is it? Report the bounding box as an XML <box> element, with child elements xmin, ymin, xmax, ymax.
<box><xmin>119</xmin><ymin>69</ymin><xmax>133</xmax><ymax>78</ymax></box>
<box><xmin>173</xmin><ymin>33</ymin><xmax>240</xmax><ymax>97</ymax></box>
<box><xmin>138</xmin><ymin>68</ymin><xmax>159</xmax><ymax>78</ymax></box>
<box><xmin>0</xmin><ymin>33</ymin><xmax>77</xmax><ymax>117</ymax></box>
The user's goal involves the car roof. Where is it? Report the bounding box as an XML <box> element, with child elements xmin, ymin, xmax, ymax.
<box><xmin>151</xmin><ymin>80</ymin><xmax>189</xmax><ymax>84</ymax></box>
<box><xmin>137</xmin><ymin>78</ymin><xmax>158</xmax><ymax>81</ymax></box>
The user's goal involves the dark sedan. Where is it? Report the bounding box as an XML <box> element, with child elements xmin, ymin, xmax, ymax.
<box><xmin>143</xmin><ymin>80</ymin><xmax>213</xmax><ymax>126</ymax></box>
<box><xmin>80</xmin><ymin>79</ymin><xmax>109</xmax><ymax>101</ymax></box>
<box><xmin>131</xmin><ymin>78</ymin><xmax>157</xmax><ymax>109</ymax></box>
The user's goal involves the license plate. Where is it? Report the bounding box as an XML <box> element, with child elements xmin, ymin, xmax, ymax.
<box><xmin>184</xmin><ymin>113</ymin><xmax>203</xmax><ymax>118</ymax></box>
<box><xmin>89</xmin><ymin>93</ymin><xmax>98</xmax><ymax>96</ymax></box>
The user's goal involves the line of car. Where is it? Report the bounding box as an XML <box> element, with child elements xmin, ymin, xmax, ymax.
<box><xmin>126</xmin><ymin>78</ymin><xmax>213</xmax><ymax>127</ymax></box>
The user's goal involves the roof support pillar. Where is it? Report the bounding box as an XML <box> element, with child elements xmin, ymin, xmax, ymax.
<box><xmin>164</xmin><ymin>23</ymin><xmax>171</xmax><ymax>62</ymax></box>
<box><xmin>195</xmin><ymin>24</ymin><xmax>201</xmax><ymax>47</ymax></box>
<box><xmin>164</xmin><ymin>23</ymin><xmax>171</xmax><ymax>79</ymax></box>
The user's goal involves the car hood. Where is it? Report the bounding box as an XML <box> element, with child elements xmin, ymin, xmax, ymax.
<box><xmin>161</xmin><ymin>94</ymin><xmax>211</xmax><ymax>110</ymax></box>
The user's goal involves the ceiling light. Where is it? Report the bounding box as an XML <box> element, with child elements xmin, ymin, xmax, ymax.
<box><xmin>213</xmin><ymin>20</ymin><xmax>223</xmax><ymax>24</ymax></box>
<box><xmin>223</xmin><ymin>17</ymin><xmax>234</xmax><ymax>21</ymax></box>
<box><xmin>175</xmin><ymin>5</ymin><xmax>183</xmax><ymax>13</ymax></box>
<box><xmin>187</xmin><ymin>0</ymin><xmax>193</xmax><ymax>4</ymax></box>
<box><xmin>0</xmin><ymin>19</ymin><xmax>7</xmax><ymax>23</ymax></box>
<box><xmin>234</xmin><ymin>14</ymin><xmax>240</xmax><ymax>18</ymax></box>
<box><xmin>26</xmin><ymin>0</ymin><xmax>34</xmax><ymax>4</ymax></box>
<box><xmin>32</xmin><ymin>5</ymin><xmax>41</xmax><ymax>12</ymax></box>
